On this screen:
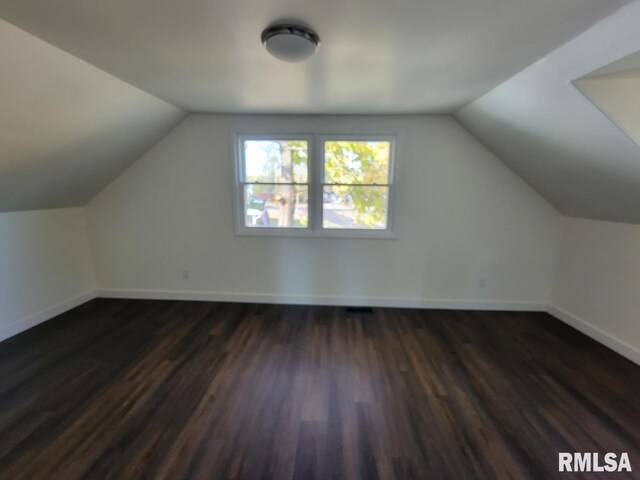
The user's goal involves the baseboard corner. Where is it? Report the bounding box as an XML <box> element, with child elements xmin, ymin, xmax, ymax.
<box><xmin>547</xmin><ymin>304</ymin><xmax>640</xmax><ymax>366</ymax></box>
<box><xmin>0</xmin><ymin>290</ymin><xmax>97</xmax><ymax>343</ymax></box>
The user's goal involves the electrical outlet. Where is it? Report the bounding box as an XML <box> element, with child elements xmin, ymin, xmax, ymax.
<box><xmin>478</xmin><ymin>278</ymin><xmax>487</xmax><ymax>288</ymax></box>
<box><xmin>182</xmin><ymin>269</ymin><xmax>190</xmax><ymax>280</ymax></box>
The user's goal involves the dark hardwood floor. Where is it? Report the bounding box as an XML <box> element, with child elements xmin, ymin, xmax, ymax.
<box><xmin>0</xmin><ymin>299</ymin><xmax>638</xmax><ymax>479</ymax></box>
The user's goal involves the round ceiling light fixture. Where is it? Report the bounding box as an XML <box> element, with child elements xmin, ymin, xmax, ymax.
<box><xmin>261</xmin><ymin>24</ymin><xmax>320</xmax><ymax>63</ymax></box>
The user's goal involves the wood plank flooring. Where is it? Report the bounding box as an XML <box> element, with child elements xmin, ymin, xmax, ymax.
<box><xmin>0</xmin><ymin>299</ymin><xmax>638</xmax><ymax>479</ymax></box>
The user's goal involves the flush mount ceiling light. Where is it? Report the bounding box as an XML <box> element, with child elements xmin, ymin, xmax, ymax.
<box><xmin>261</xmin><ymin>24</ymin><xmax>320</xmax><ymax>63</ymax></box>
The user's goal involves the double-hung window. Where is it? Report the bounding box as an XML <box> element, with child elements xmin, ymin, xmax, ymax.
<box><xmin>321</xmin><ymin>137</ymin><xmax>393</xmax><ymax>231</ymax></box>
<box><xmin>234</xmin><ymin>134</ymin><xmax>396</xmax><ymax>238</ymax></box>
<box><xmin>237</xmin><ymin>136</ymin><xmax>311</xmax><ymax>229</ymax></box>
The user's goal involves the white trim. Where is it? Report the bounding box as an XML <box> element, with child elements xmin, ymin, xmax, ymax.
<box><xmin>231</xmin><ymin>227</ymin><xmax>397</xmax><ymax>239</ymax></box>
<box><xmin>547</xmin><ymin>304</ymin><xmax>640</xmax><ymax>366</ymax></box>
<box><xmin>96</xmin><ymin>288</ymin><xmax>546</xmax><ymax>311</ymax></box>
<box><xmin>231</xmin><ymin>133</ymin><xmax>399</xmax><ymax>239</ymax></box>
<box><xmin>319</xmin><ymin>135</ymin><xmax>397</xmax><ymax>238</ymax></box>
<box><xmin>3</xmin><ymin>290</ymin><xmax>638</xmax><ymax>368</ymax></box>
<box><xmin>0</xmin><ymin>290</ymin><xmax>96</xmax><ymax>343</ymax></box>
<box><xmin>233</xmin><ymin>134</ymin><xmax>314</xmax><ymax>236</ymax></box>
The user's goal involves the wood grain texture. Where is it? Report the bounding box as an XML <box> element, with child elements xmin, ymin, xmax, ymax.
<box><xmin>0</xmin><ymin>299</ymin><xmax>638</xmax><ymax>479</ymax></box>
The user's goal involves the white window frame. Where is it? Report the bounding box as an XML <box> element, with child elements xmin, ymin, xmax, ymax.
<box><xmin>232</xmin><ymin>133</ymin><xmax>397</xmax><ymax>239</ymax></box>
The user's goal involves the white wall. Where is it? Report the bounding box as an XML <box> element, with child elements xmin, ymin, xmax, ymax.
<box><xmin>0</xmin><ymin>208</ymin><xmax>95</xmax><ymax>341</ymax></box>
<box><xmin>550</xmin><ymin>217</ymin><xmax>640</xmax><ymax>364</ymax></box>
<box><xmin>87</xmin><ymin>114</ymin><xmax>562</xmax><ymax>308</ymax></box>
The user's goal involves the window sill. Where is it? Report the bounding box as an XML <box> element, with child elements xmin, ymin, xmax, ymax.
<box><xmin>233</xmin><ymin>227</ymin><xmax>397</xmax><ymax>240</ymax></box>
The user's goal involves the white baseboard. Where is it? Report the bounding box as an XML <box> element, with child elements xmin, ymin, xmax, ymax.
<box><xmin>0</xmin><ymin>291</ymin><xmax>97</xmax><ymax>343</ymax></box>
<box><xmin>547</xmin><ymin>304</ymin><xmax>640</xmax><ymax>366</ymax></box>
<box><xmin>96</xmin><ymin>288</ymin><xmax>547</xmax><ymax>312</ymax></box>
<box><xmin>2</xmin><ymin>290</ymin><xmax>637</xmax><ymax>367</ymax></box>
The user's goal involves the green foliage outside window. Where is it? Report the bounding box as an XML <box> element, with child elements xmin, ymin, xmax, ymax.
<box><xmin>242</xmin><ymin>138</ymin><xmax>391</xmax><ymax>230</ymax></box>
<box><xmin>324</xmin><ymin>141</ymin><xmax>390</xmax><ymax>227</ymax></box>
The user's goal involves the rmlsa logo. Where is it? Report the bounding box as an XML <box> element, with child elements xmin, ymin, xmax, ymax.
<box><xmin>559</xmin><ymin>452</ymin><xmax>632</xmax><ymax>472</ymax></box>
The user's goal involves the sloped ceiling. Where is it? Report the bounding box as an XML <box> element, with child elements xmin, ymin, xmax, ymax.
<box><xmin>456</xmin><ymin>2</ymin><xmax>640</xmax><ymax>224</ymax></box>
<box><xmin>0</xmin><ymin>0</ymin><xmax>637</xmax><ymax>216</ymax></box>
<box><xmin>0</xmin><ymin>0</ymin><xmax>626</xmax><ymax>113</ymax></box>
<box><xmin>0</xmin><ymin>19</ymin><xmax>186</xmax><ymax>213</ymax></box>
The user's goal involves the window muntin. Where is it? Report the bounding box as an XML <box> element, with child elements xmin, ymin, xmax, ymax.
<box><xmin>322</xmin><ymin>140</ymin><xmax>392</xmax><ymax>230</ymax></box>
<box><xmin>239</xmin><ymin>139</ymin><xmax>309</xmax><ymax>228</ymax></box>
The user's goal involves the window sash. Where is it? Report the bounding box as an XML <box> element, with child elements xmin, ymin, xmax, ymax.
<box><xmin>239</xmin><ymin>137</ymin><xmax>311</xmax><ymax>185</ymax></box>
<box><xmin>242</xmin><ymin>183</ymin><xmax>309</xmax><ymax>229</ymax></box>
<box><xmin>321</xmin><ymin>137</ymin><xmax>395</xmax><ymax>187</ymax></box>
<box><xmin>240</xmin><ymin>182</ymin><xmax>306</xmax><ymax>186</ymax></box>
<box><xmin>321</xmin><ymin>185</ymin><xmax>391</xmax><ymax>230</ymax></box>
<box><xmin>322</xmin><ymin>183</ymin><xmax>391</xmax><ymax>187</ymax></box>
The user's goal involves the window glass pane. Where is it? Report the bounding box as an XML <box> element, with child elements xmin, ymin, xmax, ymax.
<box><xmin>244</xmin><ymin>184</ymin><xmax>308</xmax><ymax>228</ymax></box>
<box><xmin>324</xmin><ymin>141</ymin><xmax>390</xmax><ymax>185</ymax></box>
<box><xmin>323</xmin><ymin>186</ymin><xmax>388</xmax><ymax>229</ymax></box>
<box><xmin>244</xmin><ymin>140</ymin><xmax>308</xmax><ymax>183</ymax></box>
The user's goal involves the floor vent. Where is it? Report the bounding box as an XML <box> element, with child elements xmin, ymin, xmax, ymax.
<box><xmin>345</xmin><ymin>306</ymin><xmax>374</xmax><ymax>314</ymax></box>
